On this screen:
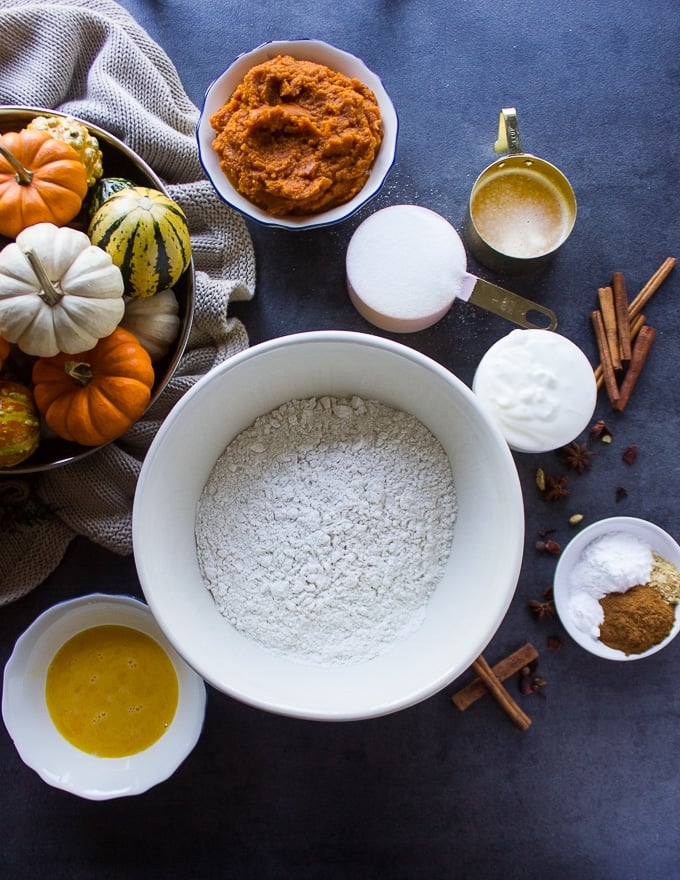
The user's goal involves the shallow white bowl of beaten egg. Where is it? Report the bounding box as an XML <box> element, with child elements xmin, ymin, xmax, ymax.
<box><xmin>2</xmin><ymin>594</ymin><xmax>206</xmax><ymax>800</ymax></box>
<box><xmin>133</xmin><ymin>331</ymin><xmax>525</xmax><ymax>721</ymax></box>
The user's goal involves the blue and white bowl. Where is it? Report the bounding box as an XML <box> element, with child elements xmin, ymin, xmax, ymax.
<box><xmin>197</xmin><ymin>39</ymin><xmax>398</xmax><ymax>230</ymax></box>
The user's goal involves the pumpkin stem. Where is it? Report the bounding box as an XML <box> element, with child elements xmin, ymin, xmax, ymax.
<box><xmin>21</xmin><ymin>247</ymin><xmax>62</xmax><ymax>307</ymax></box>
<box><xmin>0</xmin><ymin>141</ymin><xmax>33</xmax><ymax>185</ymax></box>
<box><xmin>64</xmin><ymin>361</ymin><xmax>93</xmax><ymax>387</ymax></box>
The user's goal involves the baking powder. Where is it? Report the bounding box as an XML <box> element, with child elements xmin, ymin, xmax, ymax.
<box><xmin>195</xmin><ymin>396</ymin><xmax>457</xmax><ymax>666</ymax></box>
<box><xmin>567</xmin><ymin>531</ymin><xmax>653</xmax><ymax>637</ymax></box>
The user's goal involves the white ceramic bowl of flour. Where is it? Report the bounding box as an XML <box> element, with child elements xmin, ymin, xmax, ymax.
<box><xmin>133</xmin><ymin>331</ymin><xmax>524</xmax><ymax>721</ymax></box>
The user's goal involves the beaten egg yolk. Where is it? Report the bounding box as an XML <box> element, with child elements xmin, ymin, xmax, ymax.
<box><xmin>45</xmin><ymin>625</ymin><xmax>179</xmax><ymax>758</ymax></box>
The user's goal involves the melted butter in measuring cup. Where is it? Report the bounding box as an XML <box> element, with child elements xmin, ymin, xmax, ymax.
<box><xmin>472</xmin><ymin>329</ymin><xmax>596</xmax><ymax>453</ymax></box>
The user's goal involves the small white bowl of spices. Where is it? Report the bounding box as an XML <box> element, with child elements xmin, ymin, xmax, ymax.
<box><xmin>133</xmin><ymin>330</ymin><xmax>525</xmax><ymax>721</ymax></box>
<box><xmin>2</xmin><ymin>594</ymin><xmax>206</xmax><ymax>799</ymax></box>
<box><xmin>553</xmin><ymin>517</ymin><xmax>680</xmax><ymax>660</ymax></box>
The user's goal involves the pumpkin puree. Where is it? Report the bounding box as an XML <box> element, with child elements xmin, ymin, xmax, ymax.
<box><xmin>210</xmin><ymin>55</ymin><xmax>384</xmax><ymax>216</ymax></box>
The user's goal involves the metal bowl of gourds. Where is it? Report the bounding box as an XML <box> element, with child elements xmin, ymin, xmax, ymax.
<box><xmin>0</xmin><ymin>106</ymin><xmax>194</xmax><ymax>474</ymax></box>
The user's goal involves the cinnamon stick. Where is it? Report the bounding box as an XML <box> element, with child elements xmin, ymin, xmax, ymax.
<box><xmin>597</xmin><ymin>285</ymin><xmax>621</xmax><ymax>369</ymax></box>
<box><xmin>629</xmin><ymin>312</ymin><xmax>646</xmax><ymax>343</ymax></box>
<box><xmin>451</xmin><ymin>643</ymin><xmax>538</xmax><ymax>711</ymax></box>
<box><xmin>591</xmin><ymin>309</ymin><xmax>620</xmax><ymax>405</ymax></box>
<box><xmin>593</xmin><ymin>257</ymin><xmax>675</xmax><ymax>387</ymax></box>
<box><xmin>613</xmin><ymin>324</ymin><xmax>656</xmax><ymax>412</ymax></box>
<box><xmin>611</xmin><ymin>271</ymin><xmax>632</xmax><ymax>360</ymax></box>
<box><xmin>470</xmin><ymin>654</ymin><xmax>532</xmax><ymax>731</ymax></box>
<box><xmin>628</xmin><ymin>256</ymin><xmax>676</xmax><ymax>319</ymax></box>
<box><xmin>595</xmin><ymin>313</ymin><xmax>645</xmax><ymax>390</ymax></box>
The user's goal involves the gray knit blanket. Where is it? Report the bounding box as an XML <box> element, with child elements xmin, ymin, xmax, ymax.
<box><xmin>0</xmin><ymin>0</ymin><xmax>256</xmax><ymax>603</ymax></box>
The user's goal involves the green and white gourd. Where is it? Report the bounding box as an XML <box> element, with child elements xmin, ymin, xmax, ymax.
<box><xmin>88</xmin><ymin>186</ymin><xmax>191</xmax><ymax>299</ymax></box>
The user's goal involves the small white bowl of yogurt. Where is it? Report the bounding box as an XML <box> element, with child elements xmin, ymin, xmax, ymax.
<box><xmin>472</xmin><ymin>328</ymin><xmax>597</xmax><ymax>453</ymax></box>
<box><xmin>2</xmin><ymin>594</ymin><xmax>206</xmax><ymax>800</ymax></box>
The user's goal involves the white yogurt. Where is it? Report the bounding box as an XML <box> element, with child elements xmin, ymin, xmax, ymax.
<box><xmin>472</xmin><ymin>328</ymin><xmax>596</xmax><ymax>453</ymax></box>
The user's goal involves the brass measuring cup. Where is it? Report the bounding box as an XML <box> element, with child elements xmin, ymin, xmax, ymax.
<box><xmin>465</xmin><ymin>108</ymin><xmax>577</xmax><ymax>275</ymax></box>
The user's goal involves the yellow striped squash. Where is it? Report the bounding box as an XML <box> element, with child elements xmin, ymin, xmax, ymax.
<box><xmin>88</xmin><ymin>186</ymin><xmax>191</xmax><ymax>298</ymax></box>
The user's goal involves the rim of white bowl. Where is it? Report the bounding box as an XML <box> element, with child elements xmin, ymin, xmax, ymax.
<box><xmin>133</xmin><ymin>330</ymin><xmax>525</xmax><ymax>721</ymax></box>
<box><xmin>2</xmin><ymin>594</ymin><xmax>206</xmax><ymax>800</ymax></box>
<box><xmin>196</xmin><ymin>39</ymin><xmax>399</xmax><ymax>230</ymax></box>
<box><xmin>553</xmin><ymin>516</ymin><xmax>680</xmax><ymax>661</ymax></box>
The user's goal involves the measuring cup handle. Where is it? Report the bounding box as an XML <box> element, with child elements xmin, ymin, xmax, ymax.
<box><xmin>468</xmin><ymin>278</ymin><xmax>557</xmax><ymax>330</ymax></box>
<box><xmin>494</xmin><ymin>107</ymin><xmax>523</xmax><ymax>155</ymax></box>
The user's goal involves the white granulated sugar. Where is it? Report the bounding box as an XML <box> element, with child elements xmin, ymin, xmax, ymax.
<box><xmin>195</xmin><ymin>396</ymin><xmax>457</xmax><ymax>666</ymax></box>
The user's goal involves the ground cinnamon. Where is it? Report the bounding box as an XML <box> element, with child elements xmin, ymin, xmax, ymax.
<box><xmin>599</xmin><ymin>584</ymin><xmax>675</xmax><ymax>655</ymax></box>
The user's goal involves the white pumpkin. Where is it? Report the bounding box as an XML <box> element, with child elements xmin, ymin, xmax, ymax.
<box><xmin>0</xmin><ymin>222</ymin><xmax>125</xmax><ymax>357</ymax></box>
<box><xmin>121</xmin><ymin>288</ymin><xmax>181</xmax><ymax>361</ymax></box>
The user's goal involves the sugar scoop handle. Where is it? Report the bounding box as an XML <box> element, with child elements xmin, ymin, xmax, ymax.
<box><xmin>460</xmin><ymin>274</ymin><xmax>558</xmax><ymax>330</ymax></box>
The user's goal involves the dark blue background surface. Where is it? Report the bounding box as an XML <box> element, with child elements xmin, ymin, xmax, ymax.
<box><xmin>1</xmin><ymin>1</ymin><xmax>679</xmax><ymax>878</ymax></box>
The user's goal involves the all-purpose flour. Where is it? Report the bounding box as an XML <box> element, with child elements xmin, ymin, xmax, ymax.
<box><xmin>195</xmin><ymin>396</ymin><xmax>457</xmax><ymax>666</ymax></box>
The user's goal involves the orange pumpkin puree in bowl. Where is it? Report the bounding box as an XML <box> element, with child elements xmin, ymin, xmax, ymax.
<box><xmin>210</xmin><ymin>55</ymin><xmax>384</xmax><ymax>216</ymax></box>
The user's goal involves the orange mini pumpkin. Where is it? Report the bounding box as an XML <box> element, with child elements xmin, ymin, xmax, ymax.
<box><xmin>0</xmin><ymin>129</ymin><xmax>88</xmax><ymax>239</ymax></box>
<box><xmin>32</xmin><ymin>327</ymin><xmax>155</xmax><ymax>447</ymax></box>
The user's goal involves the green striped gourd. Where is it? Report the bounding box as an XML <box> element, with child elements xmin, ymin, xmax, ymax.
<box><xmin>88</xmin><ymin>186</ymin><xmax>191</xmax><ymax>298</ymax></box>
<box><xmin>85</xmin><ymin>176</ymin><xmax>136</xmax><ymax>220</ymax></box>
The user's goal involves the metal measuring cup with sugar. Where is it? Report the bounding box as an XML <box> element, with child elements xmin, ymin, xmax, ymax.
<box><xmin>346</xmin><ymin>204</ymin><xmax>557</xmax><ymax>332</ymax></box>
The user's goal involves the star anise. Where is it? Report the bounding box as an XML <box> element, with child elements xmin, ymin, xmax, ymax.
<box><xmin>528</xmin><ymin>598</ymin><xmax>556</xmax><ymax>620</ymax></box>
<box><xmin>559</xmin><ymin>441</ymin><xmax>594</xmax><ymax>474</ymax></box>
<box><xmin>542</xmin><ymin>474</ymin><xmax>570</xmax><ymax>501</ymax></box>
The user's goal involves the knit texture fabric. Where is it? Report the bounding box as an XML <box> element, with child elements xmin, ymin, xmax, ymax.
<box><xmin>0</xmin><ymin>0</ymin><xmax>256</xmax><ymax>604</ymax></box>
